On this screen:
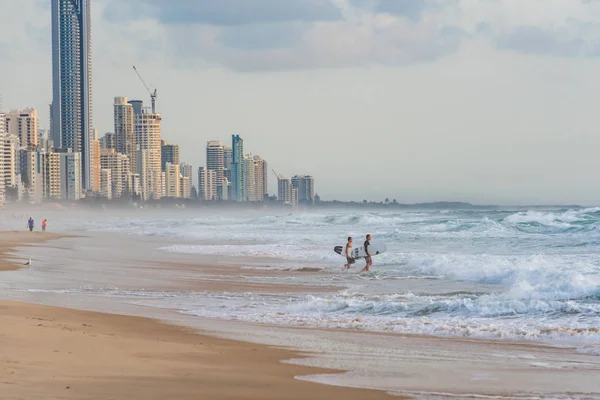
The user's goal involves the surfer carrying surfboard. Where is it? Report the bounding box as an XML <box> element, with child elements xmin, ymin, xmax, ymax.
<box><xmin>344</xmin><ymin>237</ymin><xmax>355</xmax><ymax>269</ymax></box>
<box><xmin>360</xmin><ymin>234</ymin><xmax>373</xmax><ymax>272</ymax></box>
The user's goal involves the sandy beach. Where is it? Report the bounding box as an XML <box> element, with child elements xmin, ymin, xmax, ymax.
<box><xmin>0</xmin><ymin>301</ymin><xmax>393</xmax><ymax>400</ymax></box>
<box><xmin>0</xmin><ymin>232</ymin><xmax>393</xmax><ymax>399</ymax></box>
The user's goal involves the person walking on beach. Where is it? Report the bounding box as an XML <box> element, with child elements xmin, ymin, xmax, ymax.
<box><xmin>42</xmin><ymin>219</ymin><xmax>47</xmax><ymax>232</ymax></box>
<box><xmin>360</xmin><ymin>234</ymin><xmax>373</xmax><ymax>272</ymax></box>
<box><xmin>27</xmin><ymin>217</ymin><xmax>34</xmax><ymax>232</ymax></box>
<box><xmin>344</xmin><ymin>237</ymin><xmax>355</xmax><ymax>269</ymax></box>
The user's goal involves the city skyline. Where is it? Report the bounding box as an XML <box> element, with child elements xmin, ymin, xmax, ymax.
<box><xmin>2</xmin><ymin>1</ymin><xmax>600</xmax><ymax>204</ymax></box>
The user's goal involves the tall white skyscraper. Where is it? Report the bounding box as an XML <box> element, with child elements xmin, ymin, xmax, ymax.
<box><xmin>0</xmin><ymin>103</ymin><xmax>5</xmax><ymax>204</ymax></box>
<box><xmin>198</xmin><ymin>166</ymin><xmax>216</xmax><ymax>201</ymax></box>
<box><xmin>206</xmin><ymin>140</ymin><xmax>224</xmax><ymax>185</ymax></box>
<box><xmin>51</xmin><ymin>0</ymin><xmax>93</xmax><ymax>190</ymax></box>
<box><xmin>134</xmin><ymin>105</ymin><xmax>162</xmax><ymax>199</ymax></box>
<box><xmin>277</xmin><ymin>177</ymin><xmax>292</xmax><ymax>204</ymax></box>
<box><xmin>3</xmin><ymin>133</ymin><xmax>19</xmax><ymax>190</ymax></box>
<box><xmin>244</xmin><ymin>155</ymin><xmax>257</xmax><ymax>202</ymax></box>
<box><xmin>100</xmin><ymin>149</ymin><xmax>129</xmax><ymax>198</ymax></box>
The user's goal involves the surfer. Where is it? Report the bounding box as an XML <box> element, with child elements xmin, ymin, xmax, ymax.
<box><xmin>344</xmin><ymin>237</ymin><xmax>355</xmax><ymax>269</ymax></box>
<box><xmin>360</xmin><ymin>234</ymin><xmax>373</xmax><ymax>272</ymax></box>
<box><xmin>27</xmin><ymin>217</ymin><xmax>34</xmax><ymax>232</ymax></box>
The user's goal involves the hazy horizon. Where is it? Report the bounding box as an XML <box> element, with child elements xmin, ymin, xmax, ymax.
<box><xmin>1</xmin><ymin>0</ymin><xmax>600</xmax><ymax>205</ymax></box>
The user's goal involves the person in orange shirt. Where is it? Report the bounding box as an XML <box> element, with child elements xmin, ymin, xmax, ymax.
<box><xmin>42</xmin><ymin>219</ymin><xmax>47</xmax><ymax>232</ymax></box>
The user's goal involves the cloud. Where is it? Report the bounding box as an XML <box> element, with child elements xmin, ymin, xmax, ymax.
<box><xmin>349</xmin><ymin>0</ymin><xmax>430</xmax><ymax>21</ymax></box>
<box><xmin>102</xmin><ymin>0</ymin><xmax>343</xmax><ymax>26</ymax></box>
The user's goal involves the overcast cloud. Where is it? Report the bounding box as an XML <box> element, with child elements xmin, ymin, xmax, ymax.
<box><xmin>1</xmin><ymin>0</ymin><xmax>600</xmax><ymax>204</ymax></box>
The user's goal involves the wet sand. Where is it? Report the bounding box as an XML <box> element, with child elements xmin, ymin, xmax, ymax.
<box><xmin>0</xmin><ymin>231</ymin><xmax>73</xmax><ymax>271</ymax></box>
<box><xmin>0</xmin><ymin>301</ymin><xmax>394</xmax><ymax>400</ymax></box>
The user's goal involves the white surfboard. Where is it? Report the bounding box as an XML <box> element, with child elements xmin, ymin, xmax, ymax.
<box><xmin>334</xmin><ymin>242</ymin><xmax>387</xmax><ymax>259</ymax></box>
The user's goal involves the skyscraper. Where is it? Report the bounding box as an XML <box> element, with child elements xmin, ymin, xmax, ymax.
<box><xmin>231</xmin><ymin>135</ymin><xmax>245</xmax><ymax>202</ymax></box>
<box><xmin>223</xmin><ymin>145</ymin><xmax>233</xmax><ymax>183</ymax></box>
<box><xmin>198</xmin><ymin>166</ymin><xmax>216</xmax><ymax>201</ymax></box>
<box><xmin>164</xmin><ymin>163</ymin><xmax>180</xmax><ymax>198</ymax></box>
<box><xmin>291</xmin><ymin>175</ymin><xmax>315</xmax><ymax>205</ymax></box>
<box><xmin>59</xmin><ymin>150</ymin><xmax>82</xmax><ymax>200</ymax></box>
<box><xmin>114</xmin><ymin>97</ymin><xmax>134</xmax><ymax>172</ymax></box>
<box><xmin>100</xmin><ymin>149</ymin><xmax>129</xmax><ymax>198</ymax></box>
<box><xmin>0</xmin><ymin>103</ymin><xmax>5</xmax><ymax>204</ymax></box>
<box><xmin>5</xmin><ymin>108</ymin><xmax>39</xmax><ymax>148</ymax></box>
<box><xmin>206</xmin><ymin>141</ymin><xmax>224</xmax><ymax>185</ymax></box>
<box><xmin>134</xmin><ymin>104</ymin><xmax>162</xmax><ymax>199</ymax></box>
<box><xmin>161</xmin><ymin>140</ymin><xmax>180</xmax><ymax>172</ymax></box>
<box><xmin>51</xmin><ymin>0</ymin><xmax>93</xmax><ymax>190</ymax></box>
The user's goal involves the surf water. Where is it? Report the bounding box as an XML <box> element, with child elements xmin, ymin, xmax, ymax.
<box><xmin>23</xmin><ymin>207</ymin><xmax>600</xmax><ymax>355</ymax></box>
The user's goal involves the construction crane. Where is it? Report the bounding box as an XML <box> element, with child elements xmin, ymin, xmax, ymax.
<box><xmin>133</xmin><ymin>65</ymin><xmax>157</xmax><ymax>114</ymax></box>
<box><xmin>272</xmin><ymin>169</ymin><xmax>284</xmax><ymax>180</ymax></box>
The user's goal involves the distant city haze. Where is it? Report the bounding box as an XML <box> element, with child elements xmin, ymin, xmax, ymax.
<box><xmin>1</xmin><ymin>0</ymin><xmax>600</xmax><ymax>205</ymax></box>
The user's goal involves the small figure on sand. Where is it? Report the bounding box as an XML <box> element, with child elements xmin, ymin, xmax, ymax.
<box><xmin>344</xmin><ymin>237</ymin><xmax>355</xmax><ymax>270</ymax></box>
<box><xmin>27</xmin><ymin>217</ymin><xmax>35</xmax><ymax>232</ymax></box>
<box><xmin>360</xmin><ymin>234</ymin><xmax>373</xmax><ymax>272</ymax></box>
<box><xmin>42</xmin><ymin>219</ymin><xmax>47</xmax><ymax>232</ymax></box>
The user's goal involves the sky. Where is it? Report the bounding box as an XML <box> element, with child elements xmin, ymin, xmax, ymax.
<box><xmin>1</xmin><ymin>0</ymin><xmax>600</xmax><ymax>205</ymax></box>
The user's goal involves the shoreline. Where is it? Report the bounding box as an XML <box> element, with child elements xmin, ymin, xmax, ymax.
<box><xmin>2</xmin><ymin>230</ymin><xmax>600</xmax><ymax>399</ymax></box>
<box><xmin>0</xmin><ymin>232</ymin><xmax>395</xmax><ymax>399</ymax></box>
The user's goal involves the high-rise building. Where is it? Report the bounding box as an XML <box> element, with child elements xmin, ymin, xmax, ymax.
<box><xmin>164</xmin><ymin>163</ymin><xmax>180</xmax><ymax>198</ymax></box>
<box><xmin>134</xmin><ymin>105</ymin><xmax>161</xmax><ymax>199</ymax></box>
<box><xmin>180</xmin><ymin>163</ymin><xmax>193</xmax><ymax>199</ymax></box>
<box><xmin>58</xmin><ymin>150</ymin><xmax>82</xmax><ymax>200</ymax></box>
<box><xmin>0</xmin><ymin>106</ymin><xmax>5</xmax><ymax>204</ymax></box>
<box><xmin>114</xmin><ymin>97</ymin><xmax>135</xmax><ymax>172</ymax></box>
<box><xmin>3</xmin><ymin>134</ymin><xmax>19</xmax><ymax>190</ymax></box>
<box><xmin>253</xmin><ymin>155</ymin><xmax>268</xmax><ymax>200</ymax></box>
<box><xmin>206</xmin><ymin>141</ymin><xmax>224</xmax><ymax>185</ymax></box>
<box><xmin>180</xmin><ymin>176</ymin><xmax>191</xmax><ymax>199</ymax></box>
<box><xmin>231</xmin><ymin>135</ymin><xmax>245</xmax><ymax>202</ymax></box>
<box><xmin>223</xmin><ymin>145</ymin><xmax>233</xmax><ymax>183</ymax></box>
<box><xmin>136</xmin><ymin>149</ymin><xmax>151</xmax><ymax>201</ymax></box>
<box><xmin>244</xmin><ymin>155</ymin><xmax>257</xmax><ymax>202</ymax></box>
<box><xmin>277</xmin><ymin>177</ymin><xmax>293</xmax><ymax>204</ymax></box>
<box><xmin>198</xmin><ymin>166</ymin><xmax>216</xmax><ymax>201</ymax></box>
<box><xmin>291</xmin><ymin>175</ymin><xmax>315</xmax><ymax>205</ymax></box>
<box><xmin>100</xmin><ymin>149</ymin><xmax>130</xmax><ymax>198</ymax></box>
<box><xmin>91</xmin><ymin>136</ymin><xmax>100</xmax><ymax>193</ymax></box>
<box><xmin>51</xmin><ymin>0</ymin><xmax>93</xmax><ymax>190</ymax></box>
<box><xmin>223</xmin><ymin>146</ymin><xmax>233</xmax><ymax>170</ymax></box>
<box><xmin>39</xmin><ymin>151</ymin><xmax>61</xmax><ymax>200</ymax></box>
<box><xmin>129</xmin><ymin>173</ymin><xmax>141</xmax><ymax>198</ymax></box>
<box><xmin>100</xmin><ymin>132</ymin><xmax>116</xmax><ymax>150</ymax></box>
<box><xmin>100</xmin><ymin>168</ymin><xmax>112</xmax><ymax>199</ymax></box>
<box><xmin>5</xmin><ymin>108</ymin><xmax>39</xmax><ymax>148</ymax></box>
<box><xmin>161</xmin><ymin>140</ymin><xmax>180</xmax><ymax>172</ymax></box>
<box><xmin>21</xmin><ymin>150</ymin><xmax>42</xmax><ymax>203</ymax></box>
